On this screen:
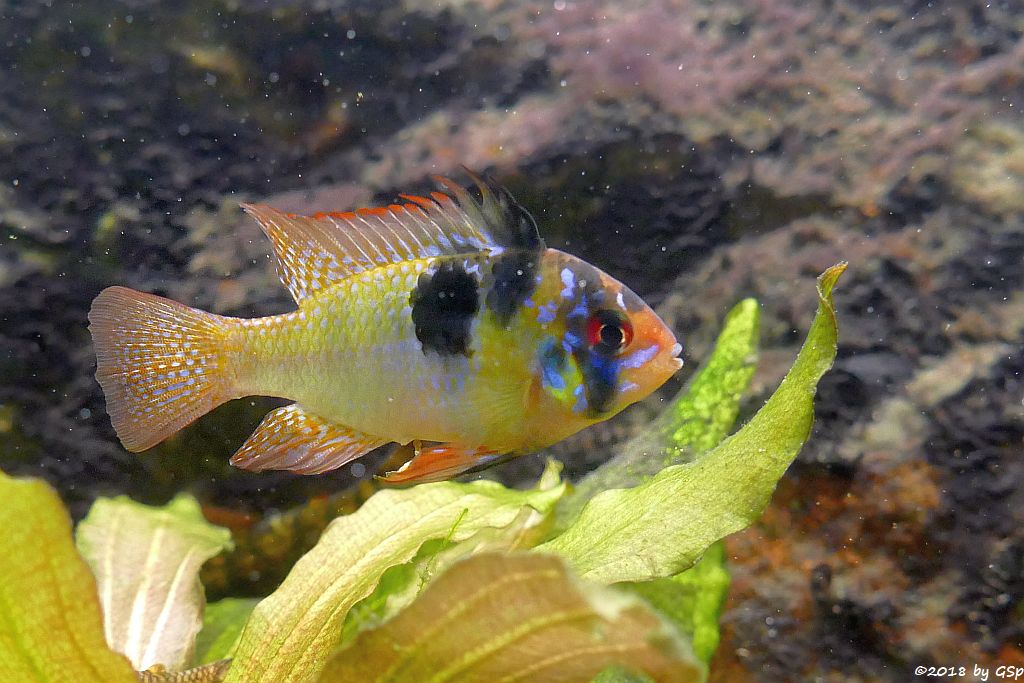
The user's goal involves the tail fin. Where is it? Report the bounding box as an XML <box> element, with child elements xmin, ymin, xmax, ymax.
<box><xmin>88</xmin><ymin>286</ymin><xmax>240</xmax><ymax>451</ymax></box>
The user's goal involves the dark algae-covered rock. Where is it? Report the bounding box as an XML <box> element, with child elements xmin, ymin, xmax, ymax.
<box><xmin>2</xmin><ymin>0</ymin><xmax>1024</xmax><ymax>679</ymax></box>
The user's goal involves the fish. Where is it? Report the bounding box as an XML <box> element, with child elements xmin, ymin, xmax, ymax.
<box><xmin>88</xmin><ymin>172</ymin><xmax>683</xmax><ymax>485</ymax></box>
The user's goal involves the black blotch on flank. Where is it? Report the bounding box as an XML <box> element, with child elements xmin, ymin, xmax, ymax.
<box><xmin>410</xmin><ymin>261</ymin><xmax>479</xmax><ymax>357</ymax></box>
<box><xmin>486</xmin><ymin>251</ymin><xmax>538</xmax><ymax>325</ymax></box>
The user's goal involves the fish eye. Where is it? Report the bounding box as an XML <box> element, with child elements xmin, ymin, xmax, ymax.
<box><xmin>587</xmin><ymin>309</ymin><xmax>633</xmax><ymax>355</ymax></box>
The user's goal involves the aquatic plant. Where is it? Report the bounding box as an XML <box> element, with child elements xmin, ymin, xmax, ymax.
<box><xmin>0</xmin><ymin>264</ymin><xmax>844</xmax><ymax>682</ymax></box>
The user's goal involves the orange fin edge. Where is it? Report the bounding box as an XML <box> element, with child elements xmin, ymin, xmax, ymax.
<box><xmin>378</xmin><ymin>443</ymin><xmax>505</xmax><ymax>486</ymax></box>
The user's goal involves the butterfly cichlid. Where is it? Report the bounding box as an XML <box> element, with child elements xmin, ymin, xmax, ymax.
<box><xmin>89</xmin><ymin>173</ymin><xmax>683</xmax><ymax>484</ymax></box>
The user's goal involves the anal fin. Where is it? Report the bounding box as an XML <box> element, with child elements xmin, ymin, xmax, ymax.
<box><xmin>230</xmin><ymin>404</ymin><xmax>386</xmax><ymax>475</ymax></box>
<box><xmin>379</xmin><ymin>442</ymin><xmax>505</xmax><ymax>486</ymax></box>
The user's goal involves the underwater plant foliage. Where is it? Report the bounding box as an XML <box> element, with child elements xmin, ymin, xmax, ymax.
<box><xmin>224</xmin><ymin>471</ymin><xmax>569</xmax><ymax>683</ymax></box>
<box><xmin>319</xmin><ymin>553</ymin><xmax>702</xmax><ymax>682</ymax></box>
<box><xmin>76</xmin><ymin>495</ymin><xmax>233</xmax><ymax>672</ymax></box>
<box><xmin>192</xmin><ymin>598</ymin><xmax>258</xmax><ymax>666</ymax></box>
<box><xmin>0</xmin><ymin>472</ymin><xmax>136</xmax><ymax>683</ymax></box>
<box><xmin>618</xmin><ymin>542</ymin><xmax>731</xmax><ymax>665</ymax></box>
<box><xmin>0</xmin><ymin>264</ymin><xmax>844</xmax><ymax>682</ymax></box>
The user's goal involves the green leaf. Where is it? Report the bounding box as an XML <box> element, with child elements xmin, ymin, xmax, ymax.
<box><xmin>319</xmin><ymin>553</ymin><xmax>705</xmax><ymax>683</ymax></box>
<box><xmin>619</xmin><ymin>542</ymin><xmax>730</xmax><ymax>663</ymax></box>
<box><xmin>338</xmin><ymin>558</ymin><xmax>421</xmax><ymax>647</ymax></box>
<box><xmin>193</xmin><ymin>598</ymin><xmax>258</xmax><ymax>665</ymax></box>
<box><xmin>76</xmin><ymin>494</ymin><xmax>233</xmax><ymax>672</ymax></box>
<box><xmin>0</xmin><ymin>470</ymin><xmax>136</xmax><ymax>683</ymax></box>
<box><xmin>539</xmin><ymin>264</ymin><xmax>846</xmax><ymax>584</ymax></box>
<box><xmin>226</xmin><ymin>476</ymin><xmax>566</xmax><ymax>683</ymax></box>
<box><xmin>554</xmin><ymin>298</ymin><xmax>760</xmax><ymax>532</ymax></box>
<box><xmin>658</xmin><ymin>298</ymin><xmax>761</xmax><ymax>456</ymax></box>
<box><xmin>591</xmin><ymin>667</ymin><xmax>656</xmax><ymax>683</ymax></box>
<box><xmin>341</xmin><ymin>461</ymin><xmax>565</xmax><ymax>647</ymax></box>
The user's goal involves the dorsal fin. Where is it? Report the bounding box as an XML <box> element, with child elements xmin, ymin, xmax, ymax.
<box><xmin>241</xmin><ymin>171</ymin><xmax>544</xmax><ymax>303</ymax></box>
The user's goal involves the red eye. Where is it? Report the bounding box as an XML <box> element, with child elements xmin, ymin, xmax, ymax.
<box><xmin>587</xmin><ymin>310</ymin><xmax>633</xmax><ymax>354</ymax></box>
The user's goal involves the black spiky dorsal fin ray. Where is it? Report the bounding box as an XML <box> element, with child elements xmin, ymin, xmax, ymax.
<box><xmin>429</xmin><ymin>168</ymin><xmax>544</xmax><ymax>252</ymax></box>
<box><xmin>241</xmin><ymin>169</ymin><xmax>545</xmax><ymax>304</ymax></box>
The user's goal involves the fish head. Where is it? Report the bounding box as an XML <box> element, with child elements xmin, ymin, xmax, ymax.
<box><xmin>526</xmin><ymin>249</ymin><xmax>682</xmax><ymax>436</ymax></box>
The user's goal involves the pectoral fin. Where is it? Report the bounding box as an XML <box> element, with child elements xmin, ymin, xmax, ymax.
<box><xmin>378</xmin><ymin>442</ymin><xmax>506</xmax><ymax>486</ymax></box>
<box><xmin>230</xmin><ymin>404</ymin><xmax>386</xmax><ymax>475</ymax></box>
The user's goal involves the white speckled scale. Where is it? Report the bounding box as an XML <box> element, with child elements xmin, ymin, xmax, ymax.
<box><xmin>232</xmin><ymin>257</ymin><xmax>508</xmax><ymax>446</ymax></box>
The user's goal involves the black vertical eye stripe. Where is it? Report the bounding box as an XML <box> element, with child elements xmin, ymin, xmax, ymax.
<box><xmin>575</xmin><ymin>347</ymin><xmax>618</xmax><ymax>415</ymax></box>
<box><xmin>410</xmin><ymin>260</ymin><xmax>479</xmax><ymax>357</ymax></box>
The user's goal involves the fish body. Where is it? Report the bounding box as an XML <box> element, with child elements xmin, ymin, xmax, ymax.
<box><xmin>89</xmin><ymin>174</ymin><xmax>682</xmax><ymax>483</ymax></box>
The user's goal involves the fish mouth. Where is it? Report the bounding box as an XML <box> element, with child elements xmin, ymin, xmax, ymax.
<box><xmin>669</xmin><ymin>342</ymin><xmax>683</xmax><ymax>370</ymax></box>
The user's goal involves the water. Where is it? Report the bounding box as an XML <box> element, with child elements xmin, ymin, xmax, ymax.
<box><xmin>2</xmin><ymin>1</ymin><xmax>1023</xmax><ymax>679</ymax></box>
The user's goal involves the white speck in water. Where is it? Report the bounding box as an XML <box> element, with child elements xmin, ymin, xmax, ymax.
<box><xmin>350</xmin><ymin>462</ymin><xmax>366</xmax><ymax>478</ymax></box>
<box><xmin>80</xmin><ymin>46</ymin><xmax>91</xmax><ymax>57</ymax></box>
<box><xmin>346</xmin><ymin>29</ymin><xmax>356</xmax><ymax>39</ymax></box>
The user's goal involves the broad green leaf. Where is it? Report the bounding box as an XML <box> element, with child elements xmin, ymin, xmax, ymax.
<box><xmin>619</xmin><ymin>542</ymin><xmax>730</xmax><ymax>663</ymax></box>
<box><xmin>76</xmin><ymin>495</ymin><xmax>233</xmax><ymax>672</ymax></box>
<box><xmin>226</xmin><ymin>476</ymin><xmax>566</xmax><ymax>683</ymax></box>
<box><xmin>340</xmin><ymin>461</ymin><xmax>564</xmax><ymax>647</ymax></box>
<box><xmin>658</xmin><ymin>299</ymin><xmax>761</xmax><ymax>456</ymax></box>
<box><xmin>0</xmin><ymin>470</ymin><xmax>136</xmax><ymax>683</ymax></box>
<box><xmin>194</xmin><ymin>598</ymin><xmax>258</xmax><ymax>665</ymax></box>
<box><xmin>319</xmin><ymin>553</ymin><xmax>705</xmax><ymax>683</ymax></box>
<box><xmin>554</xmin><ymin>299</ymin><xmax>760</xmax><ymax>531</ymax></box>
<box><xmin>338</xmin><ymin>555</ymin><xmax>421</xmax><ymax>646</ymax></box>
<box><xmin>539</xmin><ymin>263</ymin><xmax>846</xmax><ymax>584</ymax></box>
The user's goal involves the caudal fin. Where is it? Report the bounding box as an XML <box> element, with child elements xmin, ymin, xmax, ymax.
<box><xmin>88</xmin><ymin>286</ymin><xmax>239</xmax><ymax>451</ymax></box>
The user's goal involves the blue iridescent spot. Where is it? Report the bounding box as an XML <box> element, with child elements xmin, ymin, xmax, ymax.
<box><xmin>537</xmin><ymin>301</ymin><xmax>558</xmax><ymax>324</ymax></box>
<box><xmin>572</xmin><ymin>383</ymin><xmax>588</xmax><ymax>413</ymax></box>
<box><xmin>620</xmin><ymin>344</ymin><xmax>659</xmax><ymax>369</ymax></box>
<box><xmin>540</xmin><ymin>338</ymin><xmax>566</xmax><ymax>391</ymax></box>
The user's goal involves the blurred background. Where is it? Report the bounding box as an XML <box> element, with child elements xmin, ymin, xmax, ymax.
<box><xmin>1</xmin><ymin>1</ymin><xmax>1022</xmax><ymax>679</ymax></box>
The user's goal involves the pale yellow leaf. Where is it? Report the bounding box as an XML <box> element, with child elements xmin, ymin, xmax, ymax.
<box><xmin>225</xmin><ymin>477</ymin><xmax>565</xmax><ymax>683</ymax></box>
<box><xmin>320</xmin><ymin>553</ymin><xmax>705</xmax><ymax>683</ymax></box>
<box><xmin>76</xmin><ymin>495</ymin><xmax>232</xmax><ymax>672</ymax></box>
<box><xmin>0</xmin><ymin>470</ymin><xmax>136</xmax><ymax>683</ymax></box>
